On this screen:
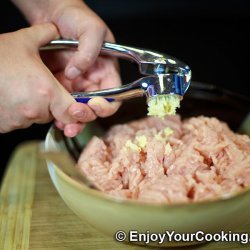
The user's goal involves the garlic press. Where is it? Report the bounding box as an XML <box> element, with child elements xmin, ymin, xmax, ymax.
<box><xmin>41</xmin><ymin>40</ymin><xmax>191</xmax><ymax>103</ymax></box>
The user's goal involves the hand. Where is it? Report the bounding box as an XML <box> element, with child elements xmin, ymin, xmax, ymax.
<box><xmin>0</xmin><ymin>23</ymin><xmax>95</xmax><ymax>135</ymax></box>
<box><xmin>13</xmin><ymin>0</ymin><xmax>122</xmax><ymax>133</ymax></box>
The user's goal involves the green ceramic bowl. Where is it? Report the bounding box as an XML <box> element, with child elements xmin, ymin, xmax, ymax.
<box><xmin>44</xmin><ymin>82</ymin><xmax>250</xmax><ymax>247</ymax></box>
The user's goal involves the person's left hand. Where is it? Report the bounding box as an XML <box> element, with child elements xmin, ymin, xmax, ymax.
<box><xmin>14</xmin><ymin>0</ymin><xmax>121</xmax><ymax>136</ymax></box>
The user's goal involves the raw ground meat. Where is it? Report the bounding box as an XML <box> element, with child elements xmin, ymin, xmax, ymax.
<box><xmin>77</xmin><ymin>116</ymin><xmax>250</xmax><ymax>204</ymax></box>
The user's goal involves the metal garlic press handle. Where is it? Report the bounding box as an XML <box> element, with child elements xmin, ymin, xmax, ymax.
<box><xmin>41</xmin><ymin>40</ymin><xmax>191</xmax><ymax>103</ymax></box>
<box><xmin>41</xmin><ymin>39</ymin><xmax>151</xmax><ymax>64</ymax></box>
<box><xmin>41</xmin><ymin>39</ymin><xmax>189</xmax><ymax>76</ymax></box>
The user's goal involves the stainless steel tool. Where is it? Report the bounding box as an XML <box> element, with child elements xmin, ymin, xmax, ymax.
<box><xmin>41</xmin><ymin>40</ymin><xmax>191</xmax><ymax>103</ymax></box>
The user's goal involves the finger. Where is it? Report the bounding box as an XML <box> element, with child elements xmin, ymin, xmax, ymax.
<box><xmin>71</xmin><ymin>75</ymin><xmax>97</xmax><ymax>92</ymax></box>
<box><xmin>48</xmin><ymin>76</ymin><xmax>78</xmax><ymax>125</ymax></box>
<box><xmin>102</xmin><ymin>29</ymin><xmax>121</xmax><ymax>86</ymax></box>
<box><xmin>53</xmin><ymin>71</ymin><xmax>94</xmax><ymax>92</ymax></box>
<box><xmin>41</xmin><ymin>50</ymin><xmax>74</xmax><ymax>72</ymax></box>
<box><xmin>54</xmin><ymin>120</ymin><xmax>65</xmax><ymax>130</ymax></box>
<box><xmin>64</xmin><ymin>123</ymin><xmax>85</xmax><ymax>137</ymax></box>
<box><xmin>85</xmin><ymin>57</ymin><xmax>121</xmax><ymax>118</ymax></box>
<box><xmin>84</xmin><ymin>84</ymin><xmax>100</xmax><ymax>92</ymax></box>
<box><xmin>88</xmin><ymin>97</ymin><xmax>121</xmax><ymax>118</ymax></box>
<box><xmin>71</xmin><ymin>55</ymin><xmax>121</xmax><ymax>92</ymax></box>
<box><xmin>68</xmin><ymin>102</ymin><xmax>97</xmax><ymax>123</ymax></box>
<box><xmin>65</xmin><ymin>21</ymin><xmax>106</xmax><ymax>80</ymax></box>
<box><xmin>23</xmin><ymin>23</ymin><xmax>59</xmax><ymax>48</ymax></box>
<box><xmin>53</xmin><ymin>70</ymin><xmax>74</xmax><ymax>92</ymax></box>
<box><xmin>49</xmin><ymin>75</ymin><xmax>98</xmax><ymax>126</ymax></box>
<box><xmin>99</xmin><ymin>57</ymin><xmax>122</xmax><ymax>89</ymax></box>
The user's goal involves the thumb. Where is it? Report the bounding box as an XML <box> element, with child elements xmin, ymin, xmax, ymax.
<box><xmin>23</xmin><ymin>23</ymin><xmax>59</xmax><ymax>47</ymax></box>
<box><xmin>49</xmin><ymin>80</ymin><xmax>78</xmax><ymax>125</ymax></box>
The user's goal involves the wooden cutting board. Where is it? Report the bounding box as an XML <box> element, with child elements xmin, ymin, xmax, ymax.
<box><xmin>0</xmin><ymin>142</ymin><xmax>249</xmax><ymax>250</ymax></box>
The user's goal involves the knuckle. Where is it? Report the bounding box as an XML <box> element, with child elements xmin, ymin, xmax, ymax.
<box><xmin>38</xmin><ymin>84</ymin><xmax>54</xmax><ymax>99</ymax></box>
<box><xmin>24</xmin><ymin>108</ymin><xmax>40</xmax><ymax>120</ymax></box>
<box><xmin>18</xmin><ymin>104</ymin><xmax>43</xmax><ymax>121</ymax></box>
<box><xmin>18</xmin><ymin>104</ymin><xmax>38</xmax><ymax>120</ymax></box>
<box><xmin>16</xmin><ymin>107</ymin><xmax>51</xmax><ymax>127</ymax></box>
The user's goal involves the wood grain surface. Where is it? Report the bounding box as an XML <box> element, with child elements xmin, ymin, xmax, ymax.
<box><xmin>0</xmin><ymin>142</ymin><xmax>250</xmax><ymax>250</ymax></box>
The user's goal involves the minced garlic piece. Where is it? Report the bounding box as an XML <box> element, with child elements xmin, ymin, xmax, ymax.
<box><xmin>125</xmin><ymin>128</ymin><xmax>173</xmax><ymax>152</ymax></box>
<box><xmin>155</xmin><ymin>127</ymin><xmax>173</xmax><ymax>142</ymax></box>
<box><xmin>164</xmin><ymin>127</ymin><xmax>173</xmax><ymax>136</ymax></box>
<box><xmin>125</xmin><ymin>140</ymin><xmax>141</xmax><ymax>152</ymax></box>
<box><xmin>165</xmin><ymin>143</ymin><xmax>172</xmax><ymax>155</ymax></box>
<box><xmin>147</xmin><ymin>94</ymin><xmax>180</xmax><ymax>118</ymax></box>
<box><xmin>155</xmin><ymin>131</ymin><xmax>165</xmax><ymax>142</ymax></box>
<box><xmin>135</xmin><ymin>135</ymin><xmax>147</xmax><ymax>149</ymax></box>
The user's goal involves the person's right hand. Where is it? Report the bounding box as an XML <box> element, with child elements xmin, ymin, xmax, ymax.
<box><xmin>0</xmin><ymin>23</ymin><xmax>94</xmax><ymax>136</ymax></box>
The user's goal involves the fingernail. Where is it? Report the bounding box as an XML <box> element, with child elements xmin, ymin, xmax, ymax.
<box><xmin>66</xmin><ymin>67</ymin><xmax>81</xmax><ymax>79</ymax></box>
<box><xmin>72</xmin><ymin>110</ymin><xmax>85</xmax><ymax>119</ymax></box>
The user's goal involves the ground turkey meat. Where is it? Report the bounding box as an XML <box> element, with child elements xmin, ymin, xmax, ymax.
<box><xmin>77</xmin><ymin>116</ymin><xmax>250</xmax><ymax>204</ymax></box>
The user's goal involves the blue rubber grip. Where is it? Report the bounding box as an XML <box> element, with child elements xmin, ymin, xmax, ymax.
<box><xmin>74</xmin><ymin>97</ymin><xmax>115</xmax><ymax>104</ymax></box>
<box><xmin>173</xmin><ymin>74</ymin><xmax>185</xmax><ymax>96</ymax></box>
